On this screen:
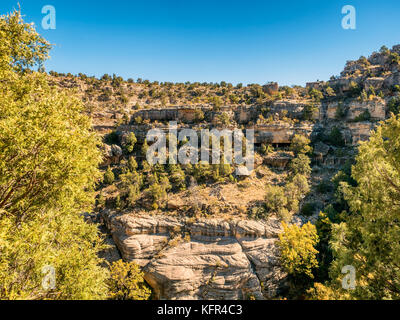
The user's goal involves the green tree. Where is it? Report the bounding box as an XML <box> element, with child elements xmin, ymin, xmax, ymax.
<box><xmin>289</xmin><ymin>154</ymin><xmax>312</xmax><ymax>177</ymax></box>
<box><xmin>193</xmin><ymin>161</ymin><xmax>213</xmax><ymax>183</ymax></box>
<box><xmin>0</xmin><ymin>10</ymin><xmax>51</xmax><ymax>73</ymax></box>
<box><xmin>169</xmin><ymin>165</ymin><xmax>186</xmax><ymax>191</ymax></box>
<box><xmin>128</xmin><ymin>156</ymin><xmax>138</xmax><ymax>172</ymax></box>
<box><xmin>209</xmin><ymin>96</ymin><xmax>223</xmax><ymax>109</ymax></box>
<box><xmin>265</xmin><ymin>185</ymin><xmax>287</xmax><ymax>214</ymax></box>
<box><xmin>353</xmin><ymin>109</ymin><xmax>371</xmax><ymax>122</ymax></box>
<box><xmin>216</xmin><ymin>112</ymin><xmax>231</xmax><ymax>126</ymax></box>
<box><xmin>146</xmin><ymin>182</ymin><xmax>166</xmax><ymax>210</ymax></box>
<box><xmin>290</xmin><ymin>134</ymin><xmax>312</xmax><ymax>155</ymax></box>
<box><xmin>291</xmin><ymin>174</ymin><xmax>311</xmax><ymax>195</ymax></box>
<box><xmin>104</xmin><ymin>167</ymin><xmax>115</xmax><ymax>185</ymax></box>
<box><xmin>380</xmin><ymin>45</ymin><xmax>390</xmax><ymax>55</ymax></box>
<box><xmin>308</xmin><ymin>89</ymin><xmax>323</xmax><ymax>102</ymax></box>
<box><xmin>108</xmin><ymin>260</ymin><xmax>151</xmax><ymax>300</ymax></box>
<box><xmin>327</xmin><ymin>127</ymin><xmax>345</xmax><ymax>147</ymax></box>
<box><xmin>325</xmin><ymin>87</ymin><xmax>335</xmax><ymax>97</ymax></box>
<box><xmin>0</xmin><ymin>10</ymin><xmax>107</xmax><ymax>299</ymax></box>
<box><xmin>115</xmin><ymin>194</ymin><xmax>122</xmax><ymax>209</ymax></box>
<box><xmin>335</xmin><ymin>103</ymin><xmax>347</xmax><ymax>120</ymax></box>
<box><xmin>283</xmin><ymin>174</ymin><xmax>310</xmax><ymax>215</ymax></box>
<box><xmin>283</xmin><ymin>183</ymin><xmax>300</xmax><ymax>214</ymax></box>
<box><xmin>387</xmin><ymin>97</ymin><xmax>400</xmax><ymax>115</ymax></box>
<box><xmin>328</xmin><ymin>114</ymin><xmax>400</xmax><ymax>299</ymax></box>
<box><xmin>301</xmin><ymin>202</ymin><xmax>316</xmax><ymax>216</ymax></box>
<box><xmin>123</xmin><ymin>132</ymin><xmax>137</xmax><ymax>153</ymax></box>
<box><xmin>126</xmin><ymin>184</ymin><xmax>140</xmax><ymax>207</ymax></box>
<box><xmin>278</xmin><ymin>222</ymin><xmax>319</xmax><ymax>278</ymax></box>
<box><xmin>219</xmin><ymin>157</ymin><xmax>232</xmax><ymax>177</ymax></box>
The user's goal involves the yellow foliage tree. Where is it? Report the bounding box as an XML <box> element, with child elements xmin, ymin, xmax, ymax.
<box><xmin>278</xmin><ymin>222</ymin><xmax>319</xmax><ymax>278</ymax></box>
<box><xmin>108</xmin><ymin>260</ymin><xmax>151</xmax><ymax>300</ymax></box>
<box><xmin>0</xmin><ymin>9</ymin><xmax>107</xmax><ymax>300</ymax></box>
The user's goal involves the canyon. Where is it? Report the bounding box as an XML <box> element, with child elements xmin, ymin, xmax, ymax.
<box><xmin>72</xmin><ymin>44</ymin><xmax>400</xmax><ymax>299</ymax></box>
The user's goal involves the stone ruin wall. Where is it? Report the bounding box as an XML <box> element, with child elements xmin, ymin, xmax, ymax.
<box><xmin>127</xmin><ymin>96</ymin><xmax>386</xmax><ymax>147</ymax></box>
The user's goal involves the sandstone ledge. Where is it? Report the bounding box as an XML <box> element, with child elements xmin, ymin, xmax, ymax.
<box><xmin>101</xmin><ymin>210</ymin><xmax>288</xmax><ymax>300</ymax></box>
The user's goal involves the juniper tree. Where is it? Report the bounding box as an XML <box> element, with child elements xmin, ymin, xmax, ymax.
<box><xmin>325</xmin><ymin>115</ymin><xmax>400</xmax><ymax>299</ymax></box>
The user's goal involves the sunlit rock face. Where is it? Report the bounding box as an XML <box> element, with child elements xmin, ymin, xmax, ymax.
<box><xmin>101</xmin><ymin>210</ymin><xmax>288</xmax><ymax>300</ymax></box>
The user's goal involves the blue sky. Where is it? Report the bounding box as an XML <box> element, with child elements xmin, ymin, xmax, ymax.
<box><xmin>2</xmin><ymin>0</ymin><xmax>400</xmax><ymax>86</ymax></box>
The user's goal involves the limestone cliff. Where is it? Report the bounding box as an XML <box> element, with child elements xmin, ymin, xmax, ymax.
<box><xmin>101</xmin><ymin>210</ymin><xmax>294</xmax><ymax>300</ymax></box>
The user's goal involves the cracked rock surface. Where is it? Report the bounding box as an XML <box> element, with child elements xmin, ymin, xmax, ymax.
<box><xmin>101</xmin><ymin>210</ymin><xmax>288</xmax><ymax>300</ymax></box>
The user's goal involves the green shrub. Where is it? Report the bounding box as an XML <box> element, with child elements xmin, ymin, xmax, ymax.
<box><xmin>126</xmin><ymin>184</ymin><xmax>140</xmax><ymax>207</ymax></box>
<box><xmin>291</xmin><ymin>174</ymin><xmax>311</xmax><ymax>195</ymax></box>
<box><xmin>303</xmin><ymin>104</ymin><xmax>318</xmax><ymax>120</ymax></box>
<box><xmin>352</xmin><ymin>109</ymin><xmax>371</xmax><ymax>122</ymax></box>
<box><xmin>265</xmin><ymin>185</ymin><xmax>287</xmax><ymax>213</ymax></box>
<box><xmin>146</xmin><ymin>182</ymin><xmax>167</xmax><ymax>208</ymax></box>
<box><xmin>104</xmin><ymin>167</ymin><xmax>115</xmax><ymax>185</ymax></box>
<box><xmin>123</xmin><ymin>132</ymin><xmax>137</xmax><ymax>153</ymax></box>
<box><xmin>289</xmin><ymin>154</ymin><xmax>312</xmax><ymax>177</ymax></box>
<box><xmin>335</xmin><ymin>103</ymin><xmax>347</xmax><ymax>119</ymax></box>
<box><xmin>108</xmin><ymin>260</ymin><xmax>151</xmax><ymax>300</ymax></box>
<box><xmin>260</xmin><ymin>143</ymin><xmax>274</xmax><ymax>155</ymax></box>
<box><xmin>388</xmin><ymin>97</ymin><xmax>400</xmax><ymax>115</ymax></box>
<box><xmin>348</xmin><ymin>81</ymin><xmax>362</xmax><ymax>97</ymax></box>
<box><xmin>141</xmin><ymin>139</ymin><xmax>149</xmax><ymax>157</ymax></box>
<box><xmin>277</xmin><ymin>207</ymin><xmax>292</xmax><ymax>223</ymax></box>
<box><xmin>308</xmin><ymin>88</ymin><xmax>323</xmax><ymax>102</ymax></box>
<box><xmin>248</xmin><ymin>206</ymin><xmax>268</xmax><ymax>220</ymax></box>
<box><xmin>128</xmin><ymin>156</ymin><xmax>138</xmax><ymax>172</ymax></box>
<box><xmin>290</xmin><ymin>134</ymin><xmax>312</xmax><ymax>155</ymax></box>
<box><xmin>194</xmin><ymin>109</ymin><xmax>205</xmax><ymax>122</ymax></box>
<box><xmin>193</xmin><ymin>161</ymin><xmax>213</xmax><ymax>183</ymax></box>
<box><xmin>134</xmin><ymin>116</ymin><xmax>143</xmax><ymax>124</ymax></box>
<box><xmin>169</xmin><ymin>165</ymin><xmax>186</xmax><ymax>191</ymax></box>
<box><xmin>327</xmin><ymin>127</ymin><xmax>345</xmax><ymax>147</ymax></box>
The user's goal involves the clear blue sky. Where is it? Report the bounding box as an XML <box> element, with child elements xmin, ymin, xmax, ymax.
<box><xmin>2</xmin><ymin>0</ymin><xmax>400</xmax><ymax>86</ymax></box>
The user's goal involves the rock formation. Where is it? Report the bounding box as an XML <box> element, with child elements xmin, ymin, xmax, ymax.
<box><xmin>101</xmin><ymin>210</ymin><xmax>289</xmax><ymax>300</ymax></box>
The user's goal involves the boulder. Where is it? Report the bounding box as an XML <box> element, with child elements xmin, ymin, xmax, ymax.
<box><xmin>313</xmin><ymin>142</ymin><xmax>330</xmax><ymax>159</ymax></box>
<box><xmin>384</xmin><ymin>72</ymin><xmax>400</xmax><ymax>88</ymax></box>
<box><xmin>101</xmin><ymin>143</ymin><xmax>123</xmax><ymax>166</ymax></box>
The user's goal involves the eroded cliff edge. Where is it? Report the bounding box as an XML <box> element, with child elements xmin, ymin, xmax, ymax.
<box><xmin>100</xmin><ymin>210</ymin><xmax>300</xmax><ymax>300</ymax></box>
